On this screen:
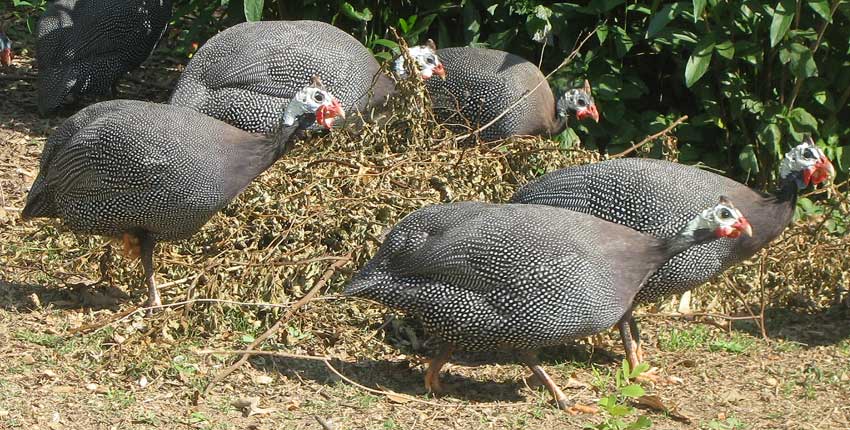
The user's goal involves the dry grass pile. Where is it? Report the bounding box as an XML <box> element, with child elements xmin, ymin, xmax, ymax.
<box><xmin>0</xmin><ymin>70</ymin><xmax>846</xmax><ymax>344</ymax></box>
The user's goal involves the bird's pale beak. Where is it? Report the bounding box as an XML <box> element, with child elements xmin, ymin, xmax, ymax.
<box><xmin>316</xmin><ymin>98</ymin><xmax>346</xmax><ymax>129</ymax></box>
<box><xmin>804</xmin><ymin>156</ymin><xmax>835</xmax><ymax>186</ymax></box>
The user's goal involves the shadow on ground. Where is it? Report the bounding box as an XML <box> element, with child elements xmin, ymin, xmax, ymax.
<box><xmin>733</xmin><ymin>306</ymin><xmax>850</xmax><ymax>347</ymax></box>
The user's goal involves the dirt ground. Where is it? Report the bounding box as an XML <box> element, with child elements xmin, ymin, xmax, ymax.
<box><xmin>1</xmin><ymin>41</ymin><xmax>849</xmax><ymax>430</ymax></box>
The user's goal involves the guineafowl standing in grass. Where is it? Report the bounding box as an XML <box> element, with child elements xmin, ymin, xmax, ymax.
<box><xmin>426</xmin><ymin>47</ymin><xmax>598</xmax><ymax>141</ymax></box>
<box><xmin>22</xmin><ymin>76</ymin><xmax>345</xmax><ymax>311</ymax></box>
<box><xmin>345</xmin><ymin>198</ymin><xmax>751</xmax><ymax>410</ymax></box>
<box><xmin>169</xmin><ymin>20</ymin><xmax>445</xmax><ymax>134</ymax></box>
<box><xmin>36</xmin><ymin>0</ymin><xmax>172</xmax><ymax>114</ymax></box>
<box><xmin>511</xmin><ymin>137</ymin><xmax>834</xmax><ymax>370</ymax></box>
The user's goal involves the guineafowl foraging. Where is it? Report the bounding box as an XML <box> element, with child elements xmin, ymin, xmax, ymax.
<box><xmin>345</xmin><ymin>198</ymin><xmax>751</xmax><ymax>410</ymax></box>
<box><xmin>169</xmin><ymin>20</ymin><xmax>444</xmax><ymax>134</ymax></box>
<box><xmin>22</xmin><ymin>77</ymin><xmax>345</xmax><ymax>312</ymax></box>
<box><xmin>511</xmin><ymin>137</ymin><xmax>834</xmax><ymax>369</ymax></box>
<box><xmin>35</xmin><ymin>0</ymin><xmax>173</xmax><ymax>114</ymax></box>
<box><xmin>426</xmin><ymin>47</ymin><xmax>598</xmax><ymax>141</ymax></box>
<box><xmin>0</xmin><ymin>32</ymin><xmax>12</xmax><ymax>66</ymax></box>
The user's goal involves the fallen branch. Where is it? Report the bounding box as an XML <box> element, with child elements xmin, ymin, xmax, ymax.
<box><xmin>203</xmin><ymin>254</ymin><xmax>351</xmax><ymax>395</ymax></box>
<box><xmin>611</xmin><ymin>115</ymin><xmax>689</xmax><ymax>158</ymax></box>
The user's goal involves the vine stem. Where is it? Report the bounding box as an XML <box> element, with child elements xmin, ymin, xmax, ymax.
<box><xmin>787</xmin><ymin>0</ymin><xmax>840</xmax><ymax>109</ymax></box>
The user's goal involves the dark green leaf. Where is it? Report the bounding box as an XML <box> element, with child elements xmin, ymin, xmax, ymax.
<box><xmin>371</xmin><ymin>39</ymin><xmax>399</xmax><ymax>50</ymax></box>
<box><xmin>630</xmin><ymin>362</ymin><xmax>651</xmax><ymax>378</ymax></box>
<box><xmin>788</xmin><ymin>107</ymin><xmax>818</xmax><ymax>132</ymax></box>
<box><xmin>807</xmin><ymin>0</ymin><xmax>832</xmax><ymax>22</ymax></box>
<box><xmin>646</xmin><ymin>2</ymin><xmax>686</xmax><ymax>38</ymax></box>
<box><xmin>608</xmin><ymin>404</ymin><xmax>632</xmax><ymax>417</ymax></box>
<box><xmin>738</xmin><ymin>144</ymin><xmax>760</xmax><ymax>174</ymax></box>
<box><xmin>715</xmin><ymin>40</ymin><xmax>735</xmax><ymax>59</ymax></box>
<box><xmin>621</xmin><ymin>384</ymin><xmax>646</xmax><ymax>398</ymax></box>
<box><xmin>685</xmin><ymin>36</ymin><xmax>714</xmax><ymax>87</ymax></box>
<box><xmin>758</xmin><ymin>123</ymin><xmax>783</xmax><ymax>155</ymax></box>
<box><xmin>243</xmin><ymin>0</ymin><xmax>263</xmax><ymax>22</ymax></box>
<box><xmin>597</xmin><ymin>25</ymin><xmax>610</xmax><ymax>44</ymax></box>
<box><xmin>838</xmin><ymin>145</ymin><xmax>850</xmax><ymax>172</ymax></box>
<box><xmin>614</xmin><ymin>26</ymin><xmax>634</xmax><ymax>58</ymax></box>
<box><xmin>788</xmin><ymin>43</ymin><xmax>818</xmax><ymax>78</ymax></box>
<box><xmin>693</xmin><ymin>0</ymin><xmax>707</xmax><ymax>21</ymax></box>
<box><xmin>627</xmin><ymin>416</ymin><xmax>653</xmax><ymax>430</ymax></box>
<box><xmin>769</xmin><ymin>0</ymin><xmax>795</xmax><ymax>47</ymax></box>
<box><xmin>407</xmin><ymin>13</ymin><xmax>437</xmax><ymax>41</ymax></box>
<box><xmin>340</xmin><ymin>2</ymin><xmax>372</xmax><ymax>21</ymax></box>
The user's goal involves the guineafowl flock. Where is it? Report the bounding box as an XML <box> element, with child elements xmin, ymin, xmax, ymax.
<box><xmin>9</xmin><ymin>0</ymin><xmax>837</xmax><ymax>412</ymax></box>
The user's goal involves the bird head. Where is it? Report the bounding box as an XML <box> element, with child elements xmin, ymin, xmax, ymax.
<box><xmin>0</xmin><ymin>33</ymin><xmax>12</xmax><ymax>66</ymax></box>
<box><xmin>393</xmin><ymin>39</ymin><xmax>445</xmax><ymax>80</ymax></box>
<box><xmin>688</xmin><ymin>196</ymin><xmax>753</xmax><ymax>239</ymax></box>
<box><xmin>557</xmin><ymin>79</ymin><xmax>599</xmax><ymax>123</ymax></box>
<box><xmin>282</xmin><ymin>75</ymin><xmax>345</xmax><ymax>129</ymax></box>
<box><xmin>778</xmin><ymin>136</ymin><xmax>835</xmax><ymax>189</ymax></box>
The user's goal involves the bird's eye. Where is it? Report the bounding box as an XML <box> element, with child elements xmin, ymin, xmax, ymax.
<box><xmin>803</xmin><ymin>148</ymin><xmax>814</xmax><ymax>159</ymax></box>
<box><xmin>314</xmin><ymin>92</ymin><xmax>324</xmax><ymax>102</ymax></box>
<box><xmin>719</xmin><ymin>208</ymin><xmax>733</xmax><ymax>219</ymax></box>
<box><xmin>426</xmin><ymin>57</ymin><xmax>435</xmax><ymax>65</ymax></box>
<box><xmin>577</xmin><ymin>98</ymin><xmax>587</xmax><ymax>107</ymax></box>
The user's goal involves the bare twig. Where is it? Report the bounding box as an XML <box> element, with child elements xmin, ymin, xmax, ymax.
<box><xmin>203</xmin><ymin>254</ymin><xmax>351</xmax><ymax>395</ymax></box>
<box><xmin>611</xmin><ymin>115</ymin><xmax>689</xmax><ymax>158</ymax></box>
<box><xmin>452</xmin><ymin>28</ymin><xmax>599</xmax><ymax>142</ymax></box>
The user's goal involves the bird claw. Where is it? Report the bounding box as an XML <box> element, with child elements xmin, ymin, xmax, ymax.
<box><xmin>144</xmin><ymin>292</ymin><xmax>162</xmax><ymax>317</ymax></box>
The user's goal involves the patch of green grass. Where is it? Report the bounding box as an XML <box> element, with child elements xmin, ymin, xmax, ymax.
<box><xmin>355</xmin><ymin>393</ymin><xmax>379</xmax><ymax>408</ymax></box>
<box><xmin>708</xmin><ymin>334</ymin><xmax>753</xmax><ymax>354</ymax></box>
<box><xmin>14</xmin><ymin>330</ymin><xmax>62</xmax><ymax>348</ymax></box>
<box><xmin>772</xmin><ymin>340</ymin><xmax>804</xmax><ymax>353</ymax></box>
<box><xmin>837</xmin><ymin>339</ymin><xmax>850</xmax><ymax>356</ymax></box>
<box><xmin>382</xmin><ymin>418</ymin><xmax>398</xmax><ymax>430</ymax></box>
<box><xmin>105</xmin><ymin>388</ymin><xmax>136</xmax><ymax>409</ymax></box>
<box><xmin>133</xmin><ymin>411</ymin><xmax>160</xmax><ymax>426</ymax></box>
<box><xmin>704</xmin><ymin>417</ymin><xmax>746</xmax><ymax>429</ymax></box>
<box><xmin>588</xmin><ymin>365</ymin><xmax>613</xmax><ymax>392</ymax></box>
<box><xmin>658</xmin><ymin>325</ymin><xmax>712</xmax><ymax>351</ymax></box>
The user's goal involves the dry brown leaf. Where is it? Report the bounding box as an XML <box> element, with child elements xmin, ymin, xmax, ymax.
<box><xmin>635</xmin><ymin>395</ymin><xmax>692</xmax><ymax>424</ymax></box>
<box><xmin>567</xmin><ymin>403</ymin><xmax>599</xmax><ymax>415</ymax></box>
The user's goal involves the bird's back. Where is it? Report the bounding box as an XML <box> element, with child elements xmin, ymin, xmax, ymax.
<box><xmin>169</xmin><ymin>20</ymin><xmax>385</xmax><ymax>134</ymax></box>
<box><xmin>24</xmin><ymin>100</ymin><xmax>266</xmax><ymax>241</ymax></box>
<box><xmin>36</xmin><ymin>0</ymin><xmax>172</xmax><ymax>113</ymax></box>
<box><xmin>346</xmin><ymin>202</ymin><xmax>665</xmax><ymax>351</ymax></box>
<box><xmin>427</xmin><ymin>47</ymin><xmax>556</xmax><ymax>140</ymax></box>
<box><xmin>511</xmin><ymin>158</ymin><xmax>776</xmax><ymax>302</ymax></box>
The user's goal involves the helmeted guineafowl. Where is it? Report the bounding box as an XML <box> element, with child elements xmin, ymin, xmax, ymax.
<box><xmin>35</xmin><ymin>0</ymin><xmax>173</xmax><ymax>114</ymax></box>
<box><xmin>344</xmin><ymin>198</ymin><xmax>751</xmax><ymax>410</ymax></box>
<box><xmin>425</xmin><ymin>47</ymin><xmax>598</xmax><ymax>142</ymax></box>
<box><xmin>510</xmin><ymin>137</ymin><xmax>834</xmax><ymax>369</ymax></box>
<box><xmin>0</xmin><ymin>32</ymin><xmax>12</xmax><ymax>66</ymax></box>
<box><xmin>22</xmin><ymin>76</ymin><xmax>345</xmax><ymax>311</ymax></box>
<box><xmin>169</xmin><ymin>20</ymin><xmax>444</xmax><ymax>134</ymax></box>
